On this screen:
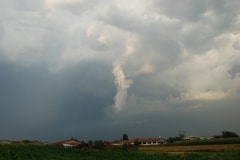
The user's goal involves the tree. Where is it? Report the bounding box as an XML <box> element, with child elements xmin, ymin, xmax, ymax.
<box><xmin>71</xmin><ymin>137</ymin><xmax>78</xmax><ymax>141</ymax></box>
<box><xmin>88</xmin><ymin>140</ymin><xmax>93</xmax><ymax>146</ymax></box>
<box><xmin>222</xmin><ymin>131</ymin><xmax>239</xmax><ymax>138</ymax></box>
<box><xmin>94</xmin><ymin>140</ymin><xmax>105</xmax><ymax>150</ymax></box>
<box><xmin>23</xmin><ymin>140</ymin><xmax>30</xmax><ymax>144</ymax></box>
<box><xmin>122</xmin><ymin>134</ymin><xmax>129</xmax><ymax>141</ymax></box>
<box><xmin>167</xmin><ymin>136</ymin><xmax>181</xmax><ymax>143</ymax></box>
<box><xmin>178</xmin><ymin>130</ymin><xmax>185</xmax><ymax>140</ymax></box>
<box><xmin>134</xmin><ymin>139</ymin><xmax>140</xmax><ymax>146</ymax></box>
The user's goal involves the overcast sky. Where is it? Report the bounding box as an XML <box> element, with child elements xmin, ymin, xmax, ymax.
<box><xmin>0</xmin><ymin>0</ymin><xmax>240</xmax><ymax>142</ymax></box>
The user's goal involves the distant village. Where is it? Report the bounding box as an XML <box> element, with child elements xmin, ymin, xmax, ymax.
<box><xmin>0</xmin><ymin>131</ymin><xmax>239</xmax><ymax>149</ymax></box>
<box><xmin>0</xmin><ymin>137</ymin><xmax>200</xmax><ymax>148</ymax></box>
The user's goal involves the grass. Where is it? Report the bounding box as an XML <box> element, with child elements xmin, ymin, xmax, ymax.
<box><xmin>0</xmin><ymin>145</ymin><xmax>173</xmax><ymax>160</ymax></box>
<box><xmin>0</xmin><ymin>143</ymin><xmax>240</xmax><ymax>160</ymax></box>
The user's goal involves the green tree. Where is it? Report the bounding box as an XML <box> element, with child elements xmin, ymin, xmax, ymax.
<box><xmin>167</xmin><ymin>136</ymin><xmax>181</xmax><ymax>143</ymax></box>
<box><xmin>222</xmin><ymin>131</ymin><xmax>239</xmax><ymax>138</ymax></box>
<box><xmin>71</xmin><ymin>137</ymin><xmax>78</xmax><ymax>141</ymax></box>
<box><xmin>23</xmin><ymin>140</ymin><xmax>30</xmax><ymax>144</ymax></box>
<box><xmin>88</xmin><ymin>140</ymin><xmax>93</xmax><ymax>146</ymax></box>
<box><xmin>94</xmin><ymin>140</ymin><xmax>105</xmax><ymax>150</ymax></box>
<box><xmin>122</xmin><ymin>134</ymin><xmax>129</xmax><ymax>141</ymax></box>
<box><xmin>134</xmin><ymin>139</ymin><xmax>140</xmax><ymax>146</ymax></box>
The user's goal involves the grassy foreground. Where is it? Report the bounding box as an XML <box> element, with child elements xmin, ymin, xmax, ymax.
<box><xmin>0</xmin><ymin>144</ymin><xmax>240</xmax><ymax>160</ymax></box>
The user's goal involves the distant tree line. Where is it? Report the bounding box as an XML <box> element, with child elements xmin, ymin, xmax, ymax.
<box><xmin>167</xmin><ymin>130</ymin><xmax>239</xmax><ymax>143</ymax></box>
<box><xmin>222</xmin><ymin>131</ymin><xmax>239</xmax><ymax>138</ymax></box>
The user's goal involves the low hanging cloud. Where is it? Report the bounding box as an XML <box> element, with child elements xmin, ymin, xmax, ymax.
<box><xmin>112</xmin><ymin>60</ymin><xmax>132</xmax><ymax>112</ymax></box>
<box><xmin>112</xmin><ymin>38</ymin><xmax>136</xmax><ymax>111</ymax></box>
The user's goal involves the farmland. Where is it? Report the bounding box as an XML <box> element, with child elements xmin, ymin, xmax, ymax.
<box><xmin>0</xmin><ymin>144</ymin><xmax>240</xmax><ymax>160</ymax></box>
<box><xmin>139</xmin><ymin>144</ymin><xmax>240</xmax><ymax>153</ymax></box>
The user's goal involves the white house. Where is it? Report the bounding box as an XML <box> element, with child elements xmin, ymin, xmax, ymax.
<box><xmin>111</xmin><ymin>138</ymin><xmax>166</xmax><ymax>146</ymax></box>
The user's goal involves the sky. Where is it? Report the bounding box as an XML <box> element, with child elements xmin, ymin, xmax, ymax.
<box><xmin>0</xmin><ymin>0</ymin><xmax>240</xmax><ymax>142</ymax></box>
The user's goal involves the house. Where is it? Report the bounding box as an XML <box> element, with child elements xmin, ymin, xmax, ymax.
<box><xmin>30</xmin><ymin>140</ymin><xmax>47</xmax><ymax>145</ymax></box>
<box><xmin>135</xmin><ymin>138</ymin><xmax>166</xmax><ymax>146</ymax></box>
<box><xmin>183</xmin><ymin>136</ymin><xmax>199</xmax><ymax>141</ymax></box>
<box><xmin>0</xmin><ymin>140</ymin><xmax>12</xmax><ymax>144</ymax></box>
<box><xmin>53</xmin><ymin>139</ymin><xmax>81</xmax><ymax>148</ymax></box>
<box><xmin>111</xmin><ymin>138</ymin><xmax>166</xmax><ymax>146</ymax></box>
<box><xmin>111</xmin><ymin>140</ymin><xmax>125</xmax><ymax>146</ymax></box>
<box><xmin>199</xmin><ymin>136</ymin><xmax>208</xmax><ymax>140</ymax></box>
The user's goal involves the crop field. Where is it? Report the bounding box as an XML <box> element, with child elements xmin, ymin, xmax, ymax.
<box><xmin>0</xmin><ymin>144</ymin><xmax>240</xmax><ymax>160</ymax></box>
<box><xmin>0</xmin><ymin>145</ymin><xmax>174</xmax><ymax>160</ymax></box>
<box><xmin>139</xmin><ymin>138</ymin><xmax>240</xmax><ymax>158</ymax></box>
<box><xmin>139</xmin><ymin>144</ymin><xmax>240</xmax><ymax>153</ymax></box>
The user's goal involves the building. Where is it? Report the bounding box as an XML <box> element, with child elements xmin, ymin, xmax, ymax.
<box><xmin>53</xmin><ymin>139</ymin><xmax>81</xmax><ymax>148</ymax></box>
<box><xmin>111</xmin><ymin>140</ymin><xmax>125</xmax><ymax>146</ymax></box>
<box><xmin>111</xmin><ymin>138</ymin><xmax>166</xmax><ymax>146</ymax></box>
<box><xmin>0</xmin><ymin>140</ymin><xmax>12</xmax><ymax>144</ymax></box>
<box><xmin>183</xmin><ymin>136</ymin><xmax>199</xmax><ymax>141</ymax></box>
<box><xmin>135</xmin><ymin>138</ymin><xmax>166</xmax><ymax>146</ymax></box>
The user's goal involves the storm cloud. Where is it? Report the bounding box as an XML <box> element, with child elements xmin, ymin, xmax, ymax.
<box><xmin>0</xmin><ymin>0</ymin><xmax>240</xmax><ymax>141</ymax></box>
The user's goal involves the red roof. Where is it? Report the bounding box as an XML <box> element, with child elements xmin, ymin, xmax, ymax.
<box><xmin>53</xmin><ymin>139</ymin><xmax>81</xmax><ymax>147</ymax></box>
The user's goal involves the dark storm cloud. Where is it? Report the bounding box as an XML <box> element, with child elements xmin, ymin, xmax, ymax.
<box><xmin>130</xmin><ymin>74</ymin><xmax>181</xmax><ymax>101</ymax></box>
<box><xmin>107</xmin><ymin>97</ymin><xmax>240</xmax><ymax>139</ymax></box>
<box><xmin>153</xmin><ymin>0</ymin><xmax>207</xmax><ymax>21</ymax></box>
<box><xmin>56</xmin><ymin>61</ymin><xmax>115</xmax><ymax>121</ymax></box>
<box><xmin>229</xmin><ymin>64</ymin><xmax>240</xmax><ymax>79</ymax></box>
<box><xmin>0</xmin><ymin>60</ymin><xmax>115</xmax><ymax>141</ymax></box>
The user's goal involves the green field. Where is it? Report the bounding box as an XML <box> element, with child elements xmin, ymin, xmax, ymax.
<box><xmin>0</xmin><ymin>144</ymin><xmax>240</xmax><ymax>160</ymax></box>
